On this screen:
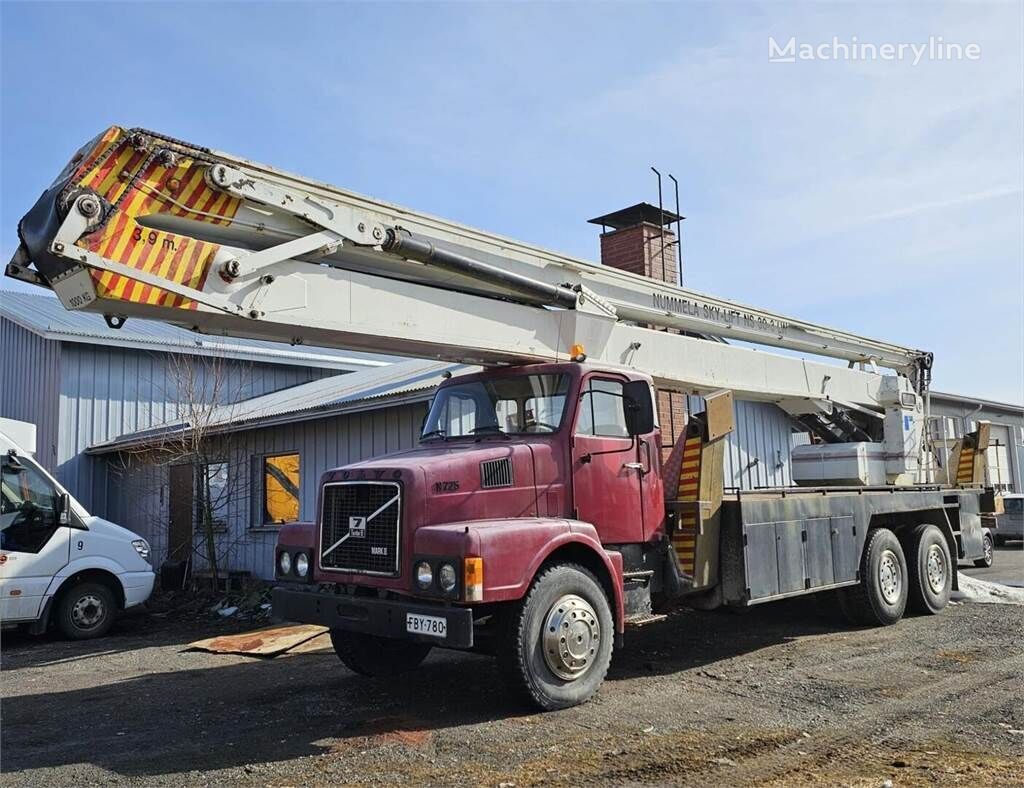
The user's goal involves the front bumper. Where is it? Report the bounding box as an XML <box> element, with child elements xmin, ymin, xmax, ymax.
<box><xmin>272</xmin><ymin>586</ymin><xmax>475</xmax><ymax>648</ymax></box>
<box><xmin>122</xmin><ymin>570</ymin><xmax>156</xmax><ymax>608</ymax></box>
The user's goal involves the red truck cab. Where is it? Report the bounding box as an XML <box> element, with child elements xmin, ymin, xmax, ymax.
<box><xmin>273</xmin><ymin>361</ymin><xmax>664</xmax><ymax>709</ymax></box>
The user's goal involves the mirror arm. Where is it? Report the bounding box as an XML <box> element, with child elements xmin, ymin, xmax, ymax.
<box><xmin>578</xmin><ymin>435</ymin><xmax>638</xmax><ymax>464</ymax></box>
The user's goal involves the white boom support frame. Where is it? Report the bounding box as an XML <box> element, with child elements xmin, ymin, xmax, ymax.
<box><xmin>13</xmin><ymin>128</ymin><xmax>933</xmax><ymax>480</ymax></box>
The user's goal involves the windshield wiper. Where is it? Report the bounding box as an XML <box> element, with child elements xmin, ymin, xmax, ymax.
<box><xmin>421</xmin><ymin>428</ymin><xmax>447</xmax><ymax>442</ymax></box>
<box><xmin>471</xmin><ymin>425</ymin><xmax>511</xmax><ymax>440</ymax></box>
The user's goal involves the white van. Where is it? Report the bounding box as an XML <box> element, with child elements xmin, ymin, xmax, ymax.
<box><xmin>0</xmin><ymin>418</ymin><xmax>154</xmax><ymax>639</ymax></box>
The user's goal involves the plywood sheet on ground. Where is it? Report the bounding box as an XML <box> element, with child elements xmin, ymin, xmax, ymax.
<box><xmin>186</xmin><ymin>624</ymin><xmax>329</xmax><ymax>656</ymax></box>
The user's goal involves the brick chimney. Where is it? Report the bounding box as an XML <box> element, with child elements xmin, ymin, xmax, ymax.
<box><xmin>588</xmin><ymin>202</ymin><xmax>681</xmax><ymax>285</ymax></box>
<box><xmin>588</xmin><ymin>203</ymin><xmax>687</xmax><ymax>457</ymax></box>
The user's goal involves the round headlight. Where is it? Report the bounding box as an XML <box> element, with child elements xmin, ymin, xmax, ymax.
<box><xmin>415</xmin><ymin>561</ymin><xmax>433</xmax><ymax>589</ymax></box>
<box><xmin>294</xmin><ymin>552</ymin><xmax>309</xmax><ymax>577</ymax></box>
<box><xmin>438</xmin><ymin>562</ymin><xmax>457</xmax><ymax>592</ymax></box>
<box><xmin>278</xmin><ymin>551</ymin><xmax>292</xmax><ymax>575</ymax></box>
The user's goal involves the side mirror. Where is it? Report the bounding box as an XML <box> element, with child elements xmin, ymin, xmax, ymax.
<box><xmin>56</xmin><ymin>492</ymin><xmax>71</xmax><ymax>525</ymax></box>
<box><xmin>622</xmin><ymin>381</ymin><xmax>655</xmax><ymax>436</ymax></box>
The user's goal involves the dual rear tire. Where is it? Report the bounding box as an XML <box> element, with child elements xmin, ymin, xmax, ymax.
<box><xmin>837</xmin><ymin>525</ymin><xmax>951</xmax><ymax>625</ymax></box>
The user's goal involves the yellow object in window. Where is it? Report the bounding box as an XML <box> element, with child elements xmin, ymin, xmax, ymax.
<box><xmin>264</xmin><ymin>453</ymin><xmax>300</xmax><ymax>524</ymax></box>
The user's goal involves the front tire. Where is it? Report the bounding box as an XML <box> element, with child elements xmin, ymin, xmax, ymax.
<box><xmin>974</xmin><ymin>533</ymin><xmax>994</xmax><ymax>568</ymax></box>
<box><xmin>906</xmin><ymin>524</ymin><xmax>953</xmax><ymax>614</ymax></box>
<box><xmin>56</xmin><ymin>581</ymin><xmax>116</xmax><ymax>640</ymax></box>
<box><xmin>330</xmin><ymin>631</ymin><xmax>431</xmax><ymax>676</ymax></box>
<box><xmin>837</xmin><ymin>528</ymin><xmax>908</xmax><ymax>626</ymax></box>
<box><xmin>497</xmin><ymin>563</ymin><xmax>614</xmax><ymax>711</ymax></box>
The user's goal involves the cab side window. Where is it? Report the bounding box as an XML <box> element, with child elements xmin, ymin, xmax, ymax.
<box><xmin>0</xmin><ymin>456</ymin><xmax>61</xmax><ymax>553</ymax></box>
<box><xmin>576</xmin><ymin>379</ymin><xmax>630</xmax><ymax>438</ymax></box>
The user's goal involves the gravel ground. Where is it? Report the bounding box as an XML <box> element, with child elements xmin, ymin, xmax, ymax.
<box><xmin>2</xmin><ymin>580</ymin><xmax>1022</xmax><ymax>787</ymax></box>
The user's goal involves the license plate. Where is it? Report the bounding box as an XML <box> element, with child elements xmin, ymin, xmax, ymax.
<box><xmin>406</xmin><ymin>612</ymin><xmax>447</xmax><ymax>638</ymax></box>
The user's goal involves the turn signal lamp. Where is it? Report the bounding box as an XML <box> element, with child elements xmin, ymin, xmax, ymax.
<box><xmin>464</xmin><ymin>557</ymin><xmax>484</xmax><ymax>602</ymax></box>
<box><xmin>570</xmin><ymin>343</ymin><xmax>587</xmax><ymax>362</ymax></box>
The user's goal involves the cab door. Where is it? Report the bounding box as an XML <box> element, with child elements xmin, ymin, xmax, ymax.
<box><xmin>571</xmin><ymin>375</ymin><xmax>646</xmax><ymax>544</ymax></box>
<box><xmin>0</xmin><ymin>454</ymin><xmax>72</xmax><ymax>622</ymax></box>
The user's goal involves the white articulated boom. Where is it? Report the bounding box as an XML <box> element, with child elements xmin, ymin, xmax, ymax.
<box><xmin>10</xmin><ymin>126</ymin><xmax>933</xmax><ymax>481</ymax></box>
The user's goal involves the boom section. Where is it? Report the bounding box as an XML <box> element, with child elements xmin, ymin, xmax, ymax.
<box><xmin>10</xmin><ymin>126</ymin><xmax>928</xmax><ymax>411</ymax></box>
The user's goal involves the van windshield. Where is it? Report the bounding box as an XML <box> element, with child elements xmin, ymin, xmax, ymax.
<box><xmin>1004</xmin><ymin>497</ymin><xmax>1023</xmax><ymax>514</ymax></box>
<box><xmin>422</xmin><ymin>374</ymin><xmax>570</xmax><ymax>439</ymax></box>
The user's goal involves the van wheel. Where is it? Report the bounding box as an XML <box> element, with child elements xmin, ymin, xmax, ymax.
<box><xmin>906</xmin><ymin>524</ymin><xmax>953</xmax><ymax>613</ymax></box>
<box><xmin>837</xmin><ymin>528</ymin><xmax>908</xmax><ymax>626</ymax></box>
<box><xmin>974</xmin><ymin>533</ymin><xmax>994</xmax><ymax>568</ymax></box>
<box><xmin>330</xmin><ymin>631</ymin><xmax>431</xmax><ymax>676</ymax></box>
<box><xmin>497</xmin><ymin>563</ymin><xmax>614</xmax><ymax>711</ymax></box>
<box><xmin>56</xmin><ymin>582</ymin><xmax>116</xmax><ymax>640</ymax></box>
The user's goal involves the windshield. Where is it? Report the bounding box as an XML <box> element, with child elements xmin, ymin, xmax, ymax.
<box><xmin>422</xmin><ymin>374</ymin><xmax>570</xmax><ymax>438</ymax></box>
<box><xmin>1</xmin><ymin>452</ymin><xmax>62</xmax><ymax>552</ymax></box>
<box><xmin>1003</xmin><ymin>497</ymin><xmax>1023</xmax><ymax>514</ymax></box>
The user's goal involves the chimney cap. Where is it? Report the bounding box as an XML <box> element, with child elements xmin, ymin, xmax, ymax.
<box><xmin>587</xmin><ymin>202</ymin><xmax>684</xmax><ymax>231</ymax></box>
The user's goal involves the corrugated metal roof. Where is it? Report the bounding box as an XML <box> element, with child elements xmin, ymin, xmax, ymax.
<box><xmin>0</xmin><ymin>290</ymin><xmax>396</xmax><ymax>371</ymax></box>
<box><xmin>88</xmin><ymin>359</ymin><xmax>477</xmax><ymax>453</ymax></box>
<box><xmin>929</xmin><ymin>390</ymin><xmax>1024</xmax><ymax>416</ymax></box>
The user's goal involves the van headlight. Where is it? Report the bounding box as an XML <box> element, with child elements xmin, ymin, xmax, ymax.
<box><xmin>279</xmin><ymin>551</ymin><xmax>292</xmax><ymax>576</ymax></box>
<box><xmin>294</xmin><ymin>552</ymin><xmax>309</xmax><ymax>577</ymax></box>
<box><xmin>131</xmin><ymin>539</ymin><xmax>150</xmax><ymax>561</ymax></box>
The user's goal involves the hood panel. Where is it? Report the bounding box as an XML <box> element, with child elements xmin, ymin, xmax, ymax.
<box><xmin>314</xmin><ymin>440</ymin><xmax>561</xmax><ymax>586</ymax></box>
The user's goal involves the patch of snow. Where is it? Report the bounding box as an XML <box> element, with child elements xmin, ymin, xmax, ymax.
<box><xmin>955</xmin><ymin>573</ymin><xmax>1024</xmax><ymax>606</ymax></box>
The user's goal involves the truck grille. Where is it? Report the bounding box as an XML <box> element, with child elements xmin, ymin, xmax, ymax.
<box><xmin>319</xmin><ymin>482</ymin><xmax>401</xmax><ymax>576</ymax></box>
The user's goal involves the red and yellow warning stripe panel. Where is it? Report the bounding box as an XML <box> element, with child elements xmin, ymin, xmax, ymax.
<box><xmin>69</xmin><ymin>127</ymin><xmax>240</xmax><ymax>310</ymax></box>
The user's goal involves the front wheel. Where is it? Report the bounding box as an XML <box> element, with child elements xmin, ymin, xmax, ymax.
<box><xmin>974</xmin><ymin>533</ymin><xmax>994</xmax><ymax>568</ymax></box>
<box><xmin>56</xmin><ymin>581</ymin><xmax>116</xmax><ymax>640</ymax></box>
<box><xmin>330</xmin><ymin>631</ymin><xmax>431</xmax><ymax>676</ymax></box>
<box><xmin>497</xmin><ymin>563</ymin><xmax>614</xmax><ymax>711</ymax></box>
<box><xmin>837</xmin><ymin>528</ymin><xmax>908</xmax><ymax>626</ymax></box>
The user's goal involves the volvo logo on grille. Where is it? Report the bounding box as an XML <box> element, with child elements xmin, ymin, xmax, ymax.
<box><xmin>348</xmin><ymin>516</ymin><xmax>367</xmax><ymax>538</ymax></box>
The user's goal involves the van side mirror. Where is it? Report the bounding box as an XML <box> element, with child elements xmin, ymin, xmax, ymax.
<box><xmin>622</xmin><ymin>381</ymin><xmax>655</xmax><ymax>436</ymax></box>
<box><xmin>56</xmin><ymin>492</ymin><xmax>71</xmax><ymax>525</ymax></box>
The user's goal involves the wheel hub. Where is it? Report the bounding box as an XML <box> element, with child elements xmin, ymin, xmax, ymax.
<box><xmin>925</xmin><ymin>544</ymin><xmax>946</xmax><ymax>593</ymax></box>
<box><xmin>71</xmin><ymin>594</ymin><xmax>105</xmax><ymax>628</ymax></box>
<box><xmin>542</xmin><ymin>594</ymin><xmax>600</xmax><ymax>681</ymax></box>
<box><xmin>878</xmin><ymin>549</ymin><xmax>902</xmax><ymax>604</ymax></box>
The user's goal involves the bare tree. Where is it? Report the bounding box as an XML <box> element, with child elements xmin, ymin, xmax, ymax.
<box><xmin>109</xmin><ymin>352</ymin><xmax>257</xmax><ymax>588</ymax></box>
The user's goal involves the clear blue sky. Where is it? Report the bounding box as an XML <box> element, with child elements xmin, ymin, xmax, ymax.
<box><xmin>2</xmin><ymin>2</ymin><xmax>1021</xmax><ymax>402</ymax></box>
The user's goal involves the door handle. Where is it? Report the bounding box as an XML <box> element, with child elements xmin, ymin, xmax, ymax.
<box><xmin>623</xmin><ymin>462</ymin><xmax>645</xmax><ymax>472</ymax></box>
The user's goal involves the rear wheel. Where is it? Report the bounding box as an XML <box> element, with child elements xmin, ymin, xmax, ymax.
<box><xmin>837</xmin><ymin>528</ymin><xmax>908</xmax><ymax>626</ymax></box>
<box><xmin>906</xmin><ymin>524</ymin><xmax>953</xmax><ymax>614</ymax></box>
<box><xmin>974</xmin><ymin>533</ymin><xmax>994</xmax><ymax>569</ymax></box>
<box><xmin>498</xmin><ymin>563</ymin><xmax>614</xmax><ymax>711</ymax></box>
<box><xmin>330</xmin><ymin>631</ymin><xmax>431</xmax><ymax>676</ymax></box>
<box><xmin>56</xmin><ymin>581</ymin><xmax>116</xmax><ymax>640</ymax></box>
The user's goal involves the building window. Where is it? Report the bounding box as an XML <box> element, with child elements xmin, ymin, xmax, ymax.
<box><xmin>262</xmin><ymin>453</ymin><xmax>300</xmax><ymax>524</ymax></box>
<box><xmin>196</xmin><ymin>462</ymin><xmax>229</xmax><ymax>530</ymax></box>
